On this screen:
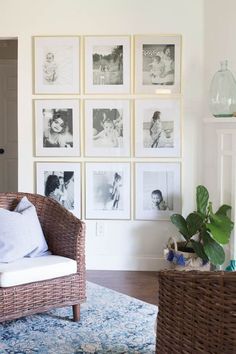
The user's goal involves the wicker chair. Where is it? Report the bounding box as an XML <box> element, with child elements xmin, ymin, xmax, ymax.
<box><xmin>0</xmin><ymin>192</ymin><xmax>86</xmax><ymax>322</ymax></box>
<box><xmin>156</xmin><ymin>270</ymin><xmax>236</xmax><ymax>354</ymax></box>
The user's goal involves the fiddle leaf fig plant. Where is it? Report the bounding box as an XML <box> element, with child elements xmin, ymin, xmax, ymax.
<box><xmin>170</xmin><ymin>185</ymin><xmax>234</xmax><ymax>266</ymax></box>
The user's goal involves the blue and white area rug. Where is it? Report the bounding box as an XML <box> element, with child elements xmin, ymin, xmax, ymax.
<box><xmin>0</xmin><ymin>282</ymin><xmax>158</xmax><ymax>353</ymax></box>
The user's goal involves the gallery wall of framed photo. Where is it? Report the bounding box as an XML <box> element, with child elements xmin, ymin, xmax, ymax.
<box><xmin>33</xmin><ymin>34</ymin><xmax>182</xmax><ymax>221</ymax></box>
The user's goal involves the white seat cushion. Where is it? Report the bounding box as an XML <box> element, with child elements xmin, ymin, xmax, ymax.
<box><xmin>0</xmin><ymin>255</ymin><xmax>77</xmax><ymax>287</ymax></box>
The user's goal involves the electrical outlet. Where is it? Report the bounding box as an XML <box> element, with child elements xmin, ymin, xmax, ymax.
<box><xmin>96</xmin><ymin>222</ymin><xmax>104</xmax><ymax>237</ymax></box>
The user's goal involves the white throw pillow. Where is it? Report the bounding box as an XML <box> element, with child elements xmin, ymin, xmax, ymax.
<box><xmin>0</xmin><ymin>196</ymin><xmax>49</xmax><ymax>263</ymax></box>
<box><xmin>14</xmin><ymin>196</ymin><xmax>49</xmax><ymax>258</ymax></box>
<box><xmin>0</xmin><ymin>208</ymin><xmax>37</xmax><ymax>263</ymax></box>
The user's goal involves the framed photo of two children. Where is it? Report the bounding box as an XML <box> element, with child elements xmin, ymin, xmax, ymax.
<box><xmin>135</xmin><ymin>35</ymin><xmax>181</xmax><ymax>94</ymax></box>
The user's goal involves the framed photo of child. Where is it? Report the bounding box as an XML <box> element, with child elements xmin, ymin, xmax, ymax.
<box><xmin>84</xmin><ymin>36</ymin><xmax>131</xmax><ymax>94</ymax></box>
<box><xmin>84</xmin><ymin>99</ymin><xmax>131</xmax><ymax>157</ymax></box>
<box><xmin>135</xmin><ymin>162</ymin><xmax>181</xmax><ymax>220</ymax></box>
<box><xmin>85</xmin><ymin>162</ymin><xmax>131</xmax><ymax>220</ymax></box>
<box><xmin>135</xmin><ymin>98</ymin><xmax>181</xmax><ymax>157</ymax></box>
<box><xmin>36</xmin><ymin>162</ymin><xmax>81</xmax><ymax>218</ymax></box>
<box><xmin>134</xmin><ymin>35</ymin><xmax>181</xmax><ymax>94</ymax></box>
<box><xmin>34</xmin><ymin>99</ymin><xmax>80</xmax><ymax>157</ymax></box>
<box><xmin>34</xmin><ymin>36</ymin><xmax>80</xmax><ymax>94</ymax></box>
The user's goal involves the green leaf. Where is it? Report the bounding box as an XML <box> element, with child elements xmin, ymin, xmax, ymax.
<box><xmin>207</xmin><ymin>223</ymin><xmax>231</xmax><ymax>244</ymax></box>
<box><xmin>216</xmin><ymin>204</ymin><xmax>232</xmax><ymax>217</ymax></box>
<box><xmin>207</xmin><ymin>212</ymin><xmax>233</xmax><ymax>244</ymax></box>
<box><xmin>186</xmin><ymin>212</ymin><xmax>204</xmax><ymax>236</ymax></box>
<box><xmin>202</xmin><ymin>231</ymin><xmax>225</xmax><ymax>265</ymax></box>
<box><xmin>212</xmin><ymin>213</ymin><xmax>234</xmax><ymax>231</ymax></box>
<box><xmin>196</xmin><ymin>185</ymin><xmax>209</xmax><ymax>216</ymax></box>
<box><xmin>191</xmin><ymin>240</ymin><xmax>209</xmax><ymax>262</ymax></box>
<box><xmin>170</xmin><ymin>214</ymin><xmax>189</xmax><ymax>240</ymax></box>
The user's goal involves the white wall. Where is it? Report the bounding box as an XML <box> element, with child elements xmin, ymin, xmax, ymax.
<box><xmin>1</xmin><ymin>0</ymin><xmax>205</xmax><ymax>270</ymax></box>
<box><xmin>204</xmin><ymin>0</ymin><xmax>236</xmax><ymax>113</ymax></box>
<box><xmin>203</xmin><ymin>0</ymin><xmax>236</xmax><ymax>265</ymax></box>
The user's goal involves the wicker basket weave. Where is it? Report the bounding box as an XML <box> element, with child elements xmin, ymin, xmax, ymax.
<box><xmin>156</xmin><ymin>270</ymin><xmax>236</xmax><ymax>354</ymax></box>
<box><xmin>0</xmin><ymin>192</ymin><xmax>86</xmax><ymax>322</ymax></box>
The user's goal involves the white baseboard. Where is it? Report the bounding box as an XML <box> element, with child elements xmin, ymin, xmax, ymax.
<box><xmin>86</xmin><ymin>255</ymin><xmax>170</xmax><ymax>271</ymax></box>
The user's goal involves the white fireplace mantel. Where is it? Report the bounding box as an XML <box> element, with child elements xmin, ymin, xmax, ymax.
<box><xmin>203</xmin><ymin>118</ymin><xmax>236</xmax><ymax>265</ymax></box>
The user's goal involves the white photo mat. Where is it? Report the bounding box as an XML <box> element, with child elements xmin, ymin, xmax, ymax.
<box><xmin>135</xmin><ymin>162</ymin><xmax>181</xmax><ymax>220</ymax></box>
<box><xmin>34</xmin><ymin>99</ymin><xmax>80</xmax><ymax>156</ymax></box>
<box><xmin>135</xmin><ymin>35</ymin><xmax>181</xmax><ymax>94</ymax></box>
<box><xmin>36</xmin><ymin>162</ymin><xmax>81</xmax><ymax>218</ymax></box>
<box><xmin>135</xmin><ymin>98</ymin><xmax>181</xmax><ymax>157</ymax></box>
<box><xmin>85</xmin><ymin>162</ymin><xmax>131</xmax><ymax>219</ymax></box>
<box><xmin>84</xmin><ymin>36</ymin><xmax>131</xmax><ymax>94</ymax></box>
<box><xmin>34</xmin><ymin>36</ymin><xmax>80</xmax><ymax>94</ymax></box>
<box><xmin>84</xmin><ymin>99</ymin><xmax>131</xmax><ymax>157</ymax></box>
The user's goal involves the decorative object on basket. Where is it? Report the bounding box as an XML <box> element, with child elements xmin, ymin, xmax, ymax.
<box><xmin>167</xmin><ymin>185</ymin><xmax>234</xmax><ymax>269</ymax></box>
<box><xmin>164</xmin><ymin>236</ymin><xmax>210</xmax><ymax>271</ymax></box>
<box><xmin>209</xmin><ymin>60</ymin><xmax>236</xmax><ymax>117</ymax></box>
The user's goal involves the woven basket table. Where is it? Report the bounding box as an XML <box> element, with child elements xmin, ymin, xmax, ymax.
<box><xmin>156</xmin><ymin>270</ymin><xmax>236</xmax><ymax>354</ymax></box>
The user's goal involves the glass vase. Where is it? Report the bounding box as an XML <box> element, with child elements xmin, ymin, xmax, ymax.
<box><xmin>209</xmin><ymin>60</ymin><xmax>236</xmax><ymax>117</ymax></box>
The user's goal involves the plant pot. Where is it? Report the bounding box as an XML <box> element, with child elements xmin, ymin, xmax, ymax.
<box><xmin>165</xmin><ymin>237</ymin><xmax>210</xmax><ymax>271</ymax></box>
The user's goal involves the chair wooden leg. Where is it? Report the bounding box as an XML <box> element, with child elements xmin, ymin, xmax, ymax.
<box><xmin>72</xmin><ymin>304</ymin><xmax>80</xmax><ymax>322</ymax></box>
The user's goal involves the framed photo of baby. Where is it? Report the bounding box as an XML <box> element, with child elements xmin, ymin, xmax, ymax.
<box><xmin>36</xmin><ymin>162</ymin><xmax>81</xmax><ymax>218</ymax></box>
<box><xmin>84</xmin><ymin>100</ymin><xmax>131</xmax><ymax>157</ymax></box>
<box><xmin>85</xmin><ymin>162</ymin><xmax>131</xmax><ymax>220</ymax></box>
<box><xmin>84</xmin><ymin>36</ymin><xmax>131</xmax><ymax>94</ymax></box>
<box><xmin>34</xmin><ymin>36</ymin><xmax>80</xmax><ymax>94</ymax></box>
<box><xmin>34</xmin><ymin>99</ymin><xmax>80</xmax><ymax>156</ymax></box>
<box><xmin>135</xmin><ymin>35</ymin><xmax>181</xmax><ymax>94</ymax></box>
<box><xmin>135</xmin><ymin>98</ymin><xmax>181</xmax><ymax>157</ymax></box>
<box><xmin>135</xmin><ymin>162</ymin><xmax>181</xmax><ymax>220</ymax></box>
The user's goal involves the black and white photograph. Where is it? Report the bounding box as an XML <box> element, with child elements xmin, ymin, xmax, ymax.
<box><xmin>34</xmin><ymin>36</ymin><xmax>80</xmax><ymax>94</ymax></box>
<box><xmin>135</xmin><ymin>35</ymin><xmax>181</xmax><ymax>94</ymax></box>
<box><xmin>84</xmin><ymin>36</ymin><xmax>130</xmax><ymax>94</ymax></box>
<box><xmin>142</xmin><ymin>44</ymin><xmax>175</xmax><ymax>86</ymax></box>
<box><xmin>135</xmin><ymin>162</ymin><xmax>181</xmax><ymax>220</ymax></box>
<box><xmin>92</xmin><ymin>45</ymin><xmax>123</xmax><ymax>85</ymax></box>
<box><xmin>85</xmin><ymin>162</ymin><xmax>130</xmax><ymax>219</ymax></box>
<box><xmin>36</xmin><ymin>163</ymin><xmax>81</xmax><ymax>217</ymax></box>
<box><xmin>34</xmin><ymin>99</ymin><xmax>80</xmax><ymax>156</ymax></box>
<box><xmin>135</xmin><ymin>99</ymin><xmax>181</xmax><ymax>157</ymax></box>
<box><xmin>84</xmin><ymin>100</ymin><xmax>130</xmax><ymax>157</ymax></box>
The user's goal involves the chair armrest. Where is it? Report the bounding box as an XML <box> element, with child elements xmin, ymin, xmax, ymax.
<box><xmin>40</xmin><ymin>198</ymin><xmax>85</xmax><ymax>273</ymax></box>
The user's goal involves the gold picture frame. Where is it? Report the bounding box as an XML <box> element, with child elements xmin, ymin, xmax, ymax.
<box><xmin>134</xmin><ymin>34</ymin><xmax>182</xmax><ymax>94</ymax></box>
<box><xmin>34</xmin><ymin>36</ymin><xmax>80</xmax><ymax>94</ymax></box>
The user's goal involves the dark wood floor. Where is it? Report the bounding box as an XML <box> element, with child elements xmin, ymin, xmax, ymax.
<box><xmin>87</xmin><ymin>270</ymin><xmax>159</xmax><ymax>306</ymax></box>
